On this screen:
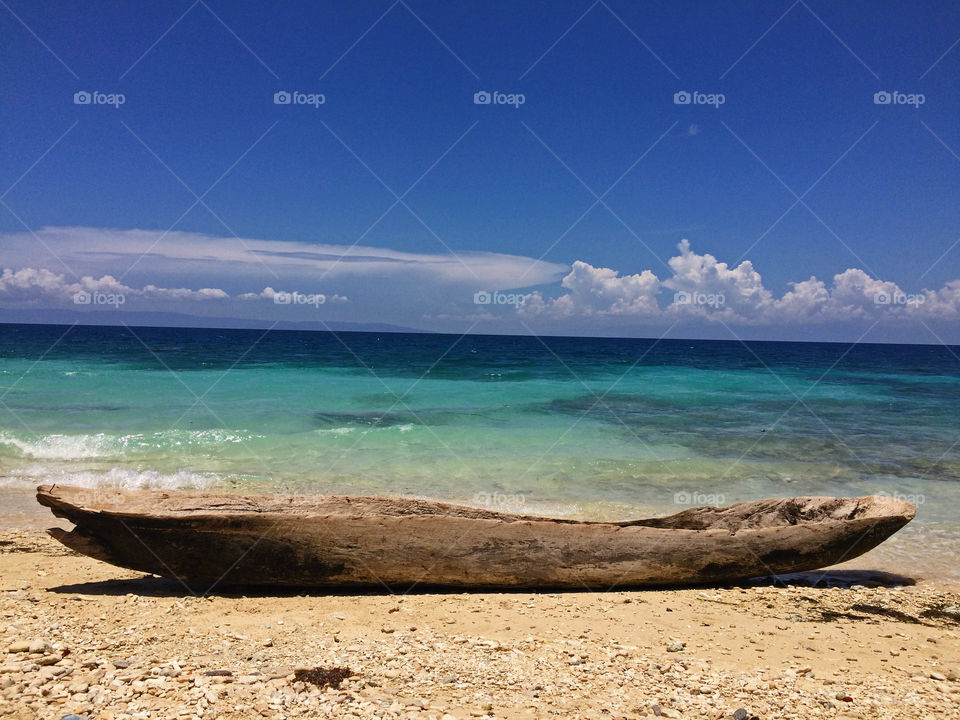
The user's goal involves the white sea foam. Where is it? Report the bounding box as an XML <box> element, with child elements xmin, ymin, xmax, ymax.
<box><xmin>0</xmin><ymin>432</ymin><xmax>118</xmax><ymax>459</ymax></box>
<box><xmin>0</xmin><ymin>465</ymin><xmax>220</xmax><ymax>491</ymax></box>
<box><xmin>0</xmin><ymin>428</ymin><xmax>261</xmax><ymax>460</ymax></box>
<box><xmin>315</xmin><ymin>424</ymin><xmax>416</xmax><ymax>436</ymax></box>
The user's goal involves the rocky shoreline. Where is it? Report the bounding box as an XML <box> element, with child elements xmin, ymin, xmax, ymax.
<box><xmin>2</xmin><ymin>530</ymin><xmax>958</xmax><ymax>719</ymax></box>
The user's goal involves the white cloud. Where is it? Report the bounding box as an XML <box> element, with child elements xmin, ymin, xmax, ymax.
<box><xmin>0</xmin><ymin>226</ymin><xmax>567</xmax><ymax>290</ymax></box>
<box><xmin>771</xmin><ymin>277</ymin><xmax>831</xmax><ymax>321</ymax></box>
<box><xmin>239</xmin><ymin>287</ymin><xmax>349</xmax><ymax>303</ymax></box>
<box><xmin>0</xmin><ymin>267</ymin><xmax>227</xmax><ymax>305</ymax></box>
<box><xmin>522</xmin><ymin>261</ymin><xmax>660</xmax><ymax>318</ymax></box>
<box><xmin>522</xmin><ymin>239</ymin><xmax>960</xmax><ymax>324</ymax></box>
<box><xmin>663</xmin><ymin>239</ymin><xmax>772</xmax><ymax>320</ymax></box>
<box><xmin>921</xmin><ymin>280</ymin><xmax>960</xmax><ymax>319</ymax></box>
<box><xmin>3</xmin><ymin>228</ymin><xmax>957</xmax><ymax>332</ymax></box>
<box><xmin>141</xmin><ymin>285</ymin><xmax>228</xmax><ymax>301</ymax></box>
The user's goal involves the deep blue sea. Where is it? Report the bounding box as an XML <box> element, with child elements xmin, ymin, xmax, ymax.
<box><xmin>1</xmin><ymin>323</ymin><xmax>957</xmax><ymax>576</ymax></box>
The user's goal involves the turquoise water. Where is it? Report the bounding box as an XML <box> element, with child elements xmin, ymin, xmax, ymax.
<box><xmin>1</xmin><ymin>324</ymin><xmax>957</xmax><ymax>576</ymax></box>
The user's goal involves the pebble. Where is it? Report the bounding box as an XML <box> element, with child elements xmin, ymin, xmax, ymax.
<box><xmin>6</xmin><ymin>640</ymin><xmax>30</xmax><ymax>653</ymax></box>
<box><xmin>28</xmin><ymin>638</ymin><xmax>51</xmax><ymax>654</ymax></box>
<box><xmin>2</xmin><ymin>528</ymin><xmax>958</xmax><ymax>720</ymax></box>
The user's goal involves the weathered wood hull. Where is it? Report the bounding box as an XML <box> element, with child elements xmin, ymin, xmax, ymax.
<box><xmin>36</xmin><ymin>486</ymin><xmax>915</xmax><ymax>589</ymax></box>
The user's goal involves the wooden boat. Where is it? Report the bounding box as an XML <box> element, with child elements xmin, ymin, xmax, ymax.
<box><xmin>36</xmin><ymin>485</ymin><xmax>915</xmax><ymax>589</ymax></box>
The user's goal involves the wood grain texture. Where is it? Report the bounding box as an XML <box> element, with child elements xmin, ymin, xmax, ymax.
<box><xmin>36</xmin><ymin>485</ymin><xmax>915</xmax><ymax>589</ymax></box>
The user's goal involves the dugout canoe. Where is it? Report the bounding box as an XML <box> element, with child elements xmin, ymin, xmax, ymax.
<box><xmin>36</xmin><ymin>485</ymin><xmax>915</xmax><ymax>589</ymax></box>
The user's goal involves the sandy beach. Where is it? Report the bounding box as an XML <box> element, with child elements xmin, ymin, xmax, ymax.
<box><xmin>2</xmin><ymin>530</ymin><xmax>958</xmax><ymax>720</ymax></box>
<box><xmin>5</xmin><ymin>1</ymin><xmax>960</xmax><ymax>717</ymax></box>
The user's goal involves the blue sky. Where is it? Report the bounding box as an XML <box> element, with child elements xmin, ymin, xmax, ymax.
<box><xmin>2</xmin><ymin>0</ymin><xmax>959</xmax><ymax>342</ymax></box>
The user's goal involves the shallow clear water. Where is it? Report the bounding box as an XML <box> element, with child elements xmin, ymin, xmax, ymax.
<box><xmin>1</xmin><ymin>324</ymin><xmax>957</xmax><ymax>578</ymax></box>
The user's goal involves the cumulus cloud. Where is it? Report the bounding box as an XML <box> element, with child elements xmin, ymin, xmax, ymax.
<box><xmin>523</xmin><ymin>261</ymin><xmax>660</xmax><ymax>318</ymax></box>
<box><xmin>522</xmin><ymin>240</ymin><xmax>960</xmax><ymax>324</ymax></box>
<box><xmin>921</xmin><ymin>280</ymin><xmax>960</xmax><ymax>319</ymax></box>
<box><xmin>663</xmin><ymin>239</ymin><xmax>772</xmax><ymax>320</ymax></box>
<box><xmin>3</xmin><ymin>227</ymin><xmax>956</xmax><ymax>332</ymax></box>
<box><xmin>773</xmin><ymin>269</ymin><xmax>938</xmax><ymax>322</ymax></box>
<box><xmin>0</xmin><ymin>267</ymin><xmax>227</xmax><ymax>305</ymax></box>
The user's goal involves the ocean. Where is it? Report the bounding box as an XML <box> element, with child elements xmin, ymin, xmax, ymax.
<box><xmin>1</xmin><ymin>323</ymin><xmax>957</xmax><ymax>578</ymax></box>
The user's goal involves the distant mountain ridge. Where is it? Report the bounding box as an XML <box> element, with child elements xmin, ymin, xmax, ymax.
<box><xmin>0</xmin><ymin>309</ymin><xmax>423</xmax><ymax>334</ymax></box>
